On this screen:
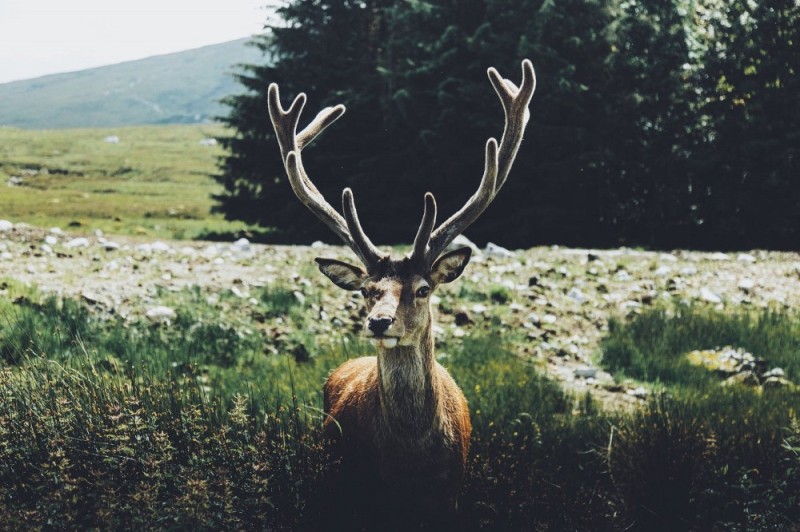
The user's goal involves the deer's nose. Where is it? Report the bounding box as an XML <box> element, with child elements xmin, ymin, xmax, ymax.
<box><xmin>368</xmin><ymin>316</ymin><xmax>395</xmax><ymax>335</ymax></box>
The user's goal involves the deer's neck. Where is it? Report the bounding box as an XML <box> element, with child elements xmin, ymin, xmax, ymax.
<box><xmin>376</xmin><ymin>323</ymin><xmax>439</xmax><ymax>437</ymax></box>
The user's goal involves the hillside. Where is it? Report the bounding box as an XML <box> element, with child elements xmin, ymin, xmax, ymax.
<box><xmin>0</xmin><ymin>39</ymin><xmax>264</xmax><ymax>129</ymax></box>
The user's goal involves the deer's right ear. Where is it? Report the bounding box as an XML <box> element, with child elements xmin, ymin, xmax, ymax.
<box><xmin>314</xmin><ymin>258</ymin><xmax>367</xmax><ymax>291</ymax></box>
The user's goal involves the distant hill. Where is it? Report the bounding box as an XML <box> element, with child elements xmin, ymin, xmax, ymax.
<box><xmin>0</xmin><ymin>39</ymin><xmax>264</xmax><ymax>129</ymax></box>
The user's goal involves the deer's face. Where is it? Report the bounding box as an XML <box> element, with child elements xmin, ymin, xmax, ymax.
<box><xmin>315</xmin><ymin>247</ymin><xmax>472</xmax><ymax>349</ymax></box>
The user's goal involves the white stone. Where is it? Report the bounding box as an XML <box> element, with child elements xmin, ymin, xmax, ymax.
<box><xmin>627</xmin><ymin>387</ymin><xmax>648</xmax><ymax>398</ymax></box>
<box><xmin>44</xmin><ymin>235</ymin><xmax>58</xmax><ymax>246</ymax></box>
<box><xmin>231</xmin><ymin>237</ymin><xmax>251</xmax><ymax>253</ymax></box>
<box><xmin>737</xmin><ymin>253</ymin><xmax>756</xmax><ymax>264</ymax></box>
<box><xmin>708</xmin><ymin>252</ymin><xmax>730</xmax><ymax>261</ymax></box>
<box><xmin>49</xmin><ymin>227</ymin><xmax>64</xmax><ymax>235</ymax></box>
<box><xmin>150</xmin><ymin>241</ymin><xmax>171</xmax><ymax>253</ymax></box>
<box><xmin>700</xmin><ymin>287</ymin><xmax>723</xmax><ymax>304</ymax></box>
<box><xmin>567</xmin><ymin>287</ymin><xmax>585</xmax><ymax>303</ymax></box>
<box><xmin>0</xmin><ymin>220</ymin><xmax>13</xmax><ymax>231</ymax></box>
<box><xmin>64</xmin><ymin>237</ymin><xmax>90</xmax><ymax>248</ymax></box>
<box><xmin>575</xmin><ymin>366</ymin><xmax>598</xmax><ymax>378</ymax></box>
<box><xmin>484</xmin><ymin>242</ymin><xmax>514</xmax><ymax>258</ymax></box>
<box><xmin>145</xmin><ymin>306</ymin><xmax>176</xmax><ymax>322</ymax></box>
<box><xmin>450</xmin><ymin>235</ymin><xmax>481</xmax><ymax>255</ymax></box>
<box><xmin>654</xmin><ymin>265</ymin><xmax>672</xmax><ymax>277</ymax></box>
<box><xmin>471</xmin><ymin>304</ymin><xmax>488</xmax><ymax>314</ymax></box>
<box><xmin>104</xmin><ymin>135</ymin><xmax>120</xmax><ymax>144</ymax></box>
<box><xmin>311</xmin><ymin>240</ymin><xmax>328</xmax><ymax>248</ymax></box>
<box><xmin>738</xmin><ymin>278</ymin><xmax>756</xmax><ymax>293</ymax></box>
<box><xmin>40</xmin><ymin>244</ymin><xmax>53</xmax><ymax>254</ymax></box>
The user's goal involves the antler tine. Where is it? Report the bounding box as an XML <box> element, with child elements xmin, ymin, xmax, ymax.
<box><xmin>410</xmin><ymin>193</ymin><xmax>437</xmax><ymax>263</ymax></box>
<box><xmin>424</xmin><ymin>60</ymin><xmax>535</xmax><ymax>264</ymax></box>
<box><xmin>268</xmin><ymin>83</ymin><xmax>382</xmax><ymax>268</ymax></box>
<box><xmin>342</xmin><ymin>188</ymin><xmax>382</xmax><ymax>267</ymax></box>
<box><xmin>487</xmin><ymin>59</ymin><xmax>536</xmax><ymax>191</ymax></box>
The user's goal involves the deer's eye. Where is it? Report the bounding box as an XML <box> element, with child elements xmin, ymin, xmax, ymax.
<box><xmin>415</xmin><ymin>286</ymin><xmax>431</xmax><ymax>298</ymax></box>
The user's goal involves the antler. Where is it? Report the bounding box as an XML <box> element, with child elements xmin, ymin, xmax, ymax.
<box><xmin>267</xmin><ymin>84</ymin><xmax>384</xmax><ymax>269</ymax></box>
<box><xmin>411</xmin><ymin>59</ymin><xmax>536</xmax><ymax>266</ymax></box>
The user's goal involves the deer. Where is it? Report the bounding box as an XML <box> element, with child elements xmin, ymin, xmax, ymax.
<box><xmin>267</xmin><ymin>59</ymin><xmax>535</xmax><ymax>525</ymax></box>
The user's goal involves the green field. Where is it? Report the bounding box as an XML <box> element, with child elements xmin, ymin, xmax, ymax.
<box><xmin>1</xmin><ymin>276</ymin><xmax>799</xmax><ymax>529</ymax></box>
<box><xmin>0</xmin><ymin>125</ymin><xmax>253</xmax><ymax>240</ymax></box>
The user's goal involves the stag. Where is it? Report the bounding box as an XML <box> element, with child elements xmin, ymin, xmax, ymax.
<box><xmin>268</xmin><ymin>60</ymin><xmax>535</xmax><ymax>524</ymax></box>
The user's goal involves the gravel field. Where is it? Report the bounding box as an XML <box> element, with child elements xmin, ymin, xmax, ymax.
<box><xmin>3</xmin><ymin>220</ymin><xmax>800</xmax><ymax>409</ymax></box>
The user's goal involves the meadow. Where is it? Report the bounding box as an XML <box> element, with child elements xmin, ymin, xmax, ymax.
<box><xmin>1</xmin><ymin>126</ymin><xmax>799</xmax><ymax>529</ymax></box>
<box><xmin>0</xmin><ymin>125</ymin><xmax>252</xmax><ymax>240</ymax></box>
<box><xmin>1</xmin><ymin>277</ymin><xmax>799</xmax><ymax>530</ymax></box>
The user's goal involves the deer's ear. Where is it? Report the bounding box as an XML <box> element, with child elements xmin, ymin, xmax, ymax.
<box><xmin>430</xmin><ymin>247</ymin><xmax>472</xmax><ymax>285</ymax></box>
<box><xmin>315</xmin><ymin>258</ymin><xmax>367</xmax><ymax>291</ymax></box>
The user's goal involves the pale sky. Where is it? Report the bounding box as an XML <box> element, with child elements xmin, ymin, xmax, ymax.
<box><xmin>0</xmin><ymin>0</ymin><xmax>270</xmax><ymax>84</ymax></box>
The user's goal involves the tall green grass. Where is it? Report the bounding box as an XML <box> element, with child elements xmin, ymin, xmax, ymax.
<box><xmin>2</xmin><ymin>294</ymin><xmax>800</xmax><ymax>529</ymax></box>
<box><xmin>0</xmin><ymin>288</ymin><xmax>623</xmax><ymax>529</ymax></box>
<box><xmin>602</xmin><ymin>304</ymin><xmax>800</xmax><ymax>530</ymax></box>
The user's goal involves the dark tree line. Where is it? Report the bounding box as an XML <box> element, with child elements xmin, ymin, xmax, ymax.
<box><xmin>215</xmin><ymin>0</ymin><xmax>799</xmax><ymax>250</ymax></box>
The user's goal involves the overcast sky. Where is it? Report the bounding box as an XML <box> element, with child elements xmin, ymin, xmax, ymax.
<box><xmin>0</xmin><ymin>0</ymin><xmax>269</xmax><ymax>84</ymax></box>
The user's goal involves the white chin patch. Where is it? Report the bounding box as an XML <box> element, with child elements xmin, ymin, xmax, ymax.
<box><xmin>370</xmin><ymin>337</ymin><xmax>398</xmax><ymax>349</ymax></box>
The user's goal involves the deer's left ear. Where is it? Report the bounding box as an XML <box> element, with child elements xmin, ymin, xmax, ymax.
<box><xmin>430</xmin><ymin>247</ymin><xmax>472</xmax><ymax>285</ymax></box>
<box><xmin>315</xmin><ymin>257</ymin><xmax>367</xmax><ymax>290</ymax></box>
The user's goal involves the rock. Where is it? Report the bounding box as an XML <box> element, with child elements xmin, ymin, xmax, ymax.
<box><xmin>311</xmin><ymin>240</ymin><xmax>328</xmax><ymax>248</ymax></box>
<box><xmin>762</xmin><ymin>367</ymin><xmax>785</xmax><ymax>379</ymax></box>
<box><xmin>450</xmin><ymin>235</ymin><xmax>481</xmax><ymax>255</ymax></box>
<box><xmin>49</xmin><ymin>227</ymin><xmax>64</xmax><ymax>235</ymax></box>
<box><xmin>40</xmin><ymin>244</ymin><xmax>53</xmax><ymax>254</ymax></box>
<box><xmin>151</xmin><ymin>241</ymin><xmax>171</xmax><ymax>253</ymax></box>
<box><xmin>104</xmin><ymin>135</ymin><xmax>120</xmax><ymax>144</ymax></box>
<box><xmin>64</xmin><ymin>237</ymin><xmax>90</xmax><ymax>249</ymax></box>
<box><xmin>615</xmin><ymin>270</ymin><xmax>631</xmax><ymax>281</ymax></box>
<box><xmin>44</xmin><ymin>235</ymin><xmax>58</xmax><ymax>246</ymax></box>
<box><xmin>455</xmin><ymin>311</ymin><xmax>473</xmax><ymax>326</ymax></box>
<box><xmin>708</xmin><ymin>252</ymin><xmax>730</xmax><ymax>261</ymax></box>
<box><xmin>0</xmin><ymin>220</ymin><xmax>13</xmax><ymax>231</ymax></box>
<box><xmin>700</xmin><ymin>287</ymin><xmax>723</xmax><ymax>304</ymax></box>
<box><xmin>101</xmin><ymin>241</ymin><xmax>121</xmax><ymax>251</ymax></box>
<box><xmin>291</xmin><ymin>344</ymin><xmax>310</xmax><ymax>363</ymax></box>
<box><xmin>471</xmin><ymin>304</ymin><xmax>488</xmax><ymax>314</ymax></box>
<box><xmin>737</xmin><ymin>253</ymin><xmax>756</xmax><ymax>264</ymax></box>
<box><xmin>575</xmin><ymin>366</ymin><xmax>598</xmax><ymax>379</ymax></box>
<box><xmin>738</xmin><ymin>278</ymin><xmax>755</xmax><ymax>294</ymax></box>
<box><xmin>542</xmin><ymin>314</ymin><xmax>558</xmax><ymax>325</ymax></box>
<box><xmin>145</xmin><ymin>306</ymin><xmax>177</xmax><ymax>323</ymax></box>
<box><xmin>231</xmin><ymin>238</ymin><xmax>251</xmax><ymax>253</ymax></box>
<box><xmin>293</xmin><ymin>290</ymin><xmax>306</xmax><ymax>305</ymax></box>
<box><xmin>567</xmin><ymin>287</ymin><xmax>585</xmax><ymax>303</ymax></box>
<box><xmin>484</xmin><ymin>242</ymin><xmax>513</xmax><ymax>258</ymax></box>
<box><xmin>654</xmin><ymin>265</ymin><xmax>672</xmax><ymax>277</ymax></box>
<box><xmin>722</xmin><ymin>371</ymin><xmax>760</xmax><ymax>387</ymax></box>
<box><xmin>762</xmin><ymin>376</ymin><xmax>792</xmax><ymax>389</ymax></box>
<box><xmin>626</xmin><ymin>387</ymin><xmax>648</xmax><ymax>398</ymax></box>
